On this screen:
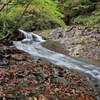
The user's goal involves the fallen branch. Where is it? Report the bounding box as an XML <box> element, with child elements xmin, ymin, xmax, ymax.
<box><xmin>0</xmin><ymin>32</ymin><xmax>11</xmax><ymax>41</ymax></box>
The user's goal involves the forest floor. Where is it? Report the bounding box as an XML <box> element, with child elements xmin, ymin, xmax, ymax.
<box><xmin>0</xmin><ymin>43</ymin><xmax>99</xmax><ymax>100</ymax></box>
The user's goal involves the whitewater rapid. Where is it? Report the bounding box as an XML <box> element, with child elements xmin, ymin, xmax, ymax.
<box><xmin>13</xmin><ymin>41</ymin><xmax>100</xmax><ymax>80</ymax></box>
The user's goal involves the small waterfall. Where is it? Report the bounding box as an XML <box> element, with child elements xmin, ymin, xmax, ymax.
<box><xmin>18</xmin><ymin>29</ymin><xmax>45</xmax><ymax>42</ymax></box>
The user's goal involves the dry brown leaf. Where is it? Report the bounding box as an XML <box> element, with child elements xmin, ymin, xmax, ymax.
<box><xmin>38</xmin><ymin>94</ymin><xmax>47</xmax><ymax>100</ymax></box>
<box><xmin>33</xmin><ymin>97</ymin><xmax>37</xmax><ymax>100</ymax></box>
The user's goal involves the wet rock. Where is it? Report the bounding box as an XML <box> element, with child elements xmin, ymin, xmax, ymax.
<box><xmin>50</xmin><ymin>28</ymin><xmax>66</xmax><ymax>39</ymax></box>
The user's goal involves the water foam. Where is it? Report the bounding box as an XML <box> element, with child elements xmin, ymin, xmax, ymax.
<box><xmin>18</xmin><ymin>29</ymin><xmax>45</xmax><ymax>42</ymax></box>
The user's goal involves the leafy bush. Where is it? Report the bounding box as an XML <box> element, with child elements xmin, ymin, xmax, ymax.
<box><xmin>0</xmin><ymin>0</ymin><xmax>66</xmax><ymax>32</ymax></box>
<box><xmin>0</xmin><ymin>0</ymin><xmax>66</xmax><ymax>41</ymax></box>
<box><xmin>71</xmin><ymin>8</ymin><xmax>100</xmax><ymax>27</ymax></box>
<box><xmin>25</xmin><ymin>0</ymin><xmax>66</xmax><ymax>30</ymax></box>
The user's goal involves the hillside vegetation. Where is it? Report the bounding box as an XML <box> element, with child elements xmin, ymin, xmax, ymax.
<box><xmin>0</xmin><ymin>0</ymin><xmax>100</xmax><ymax>41</ymax></box>
<box><xmin>58</xmin><ymin>0</ymin><xmax>100</xmax><ymax>27</ymax></box>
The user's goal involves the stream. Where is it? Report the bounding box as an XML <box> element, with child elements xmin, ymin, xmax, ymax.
<box><xmin>13</xmin><ymin>29</ymin><xmax>100</xmax><ymax>99</ymax></box>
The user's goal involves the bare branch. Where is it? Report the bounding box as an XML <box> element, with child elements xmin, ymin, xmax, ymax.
<box><xmin>0</xmin><ymin>0</ymin><xmax>12</xmax><ymax>11</ymax></box>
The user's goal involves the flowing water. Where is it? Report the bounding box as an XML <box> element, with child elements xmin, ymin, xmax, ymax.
<box><xmin>14</xmin><ymin>29</ymin><xmax>100</xmax><ymax>99</ymax></box>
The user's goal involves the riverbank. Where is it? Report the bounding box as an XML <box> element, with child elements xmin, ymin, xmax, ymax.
<box><xmin>39</xmin><ymin>26</ymin><xmax>100</xmax><ymax>66</ymax></box>
<box><xmin>0</xmin><ymin>43</ymin><xmax>99</xmax><ymax>100</ymax></box>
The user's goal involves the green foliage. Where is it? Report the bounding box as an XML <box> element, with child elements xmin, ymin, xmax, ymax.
<box><xmin>83</xmin><ymin>36</ymin><xmax>90</xmax><ymax>41</ymax></box>
<box><xmin>57</xmin><ymin>0</ymin><xmax>100</xmax><ymax>27</ymax></box>
<box><xmin>71</xmin><ymin>8</ymin><xmax>100</xmax><ymax>27</ymax></box>
<box><xmin>1</xmin><ymin>0</ymin><xmax>100</xmax><ymax>41</ymax></box>
<box><xmin>27</xmin><ymin>0</ymin><xmax>66</xmax><ymax>30</ymax></box>
<box><xmin>0</xmin><ymin>33</ymin><xmax>4</xmax><ymax>38</ymax></box>
<box><xmin>0</xmin><ymin>0</ymin><xmax>66</xmax><ymax>35</ymax></box>
<box><xmin>58</xmin><ymin>0</ymin><xmax>91</xmax><ymax>15</ymax></box>
<box><xmin>6</xmin><ymin>5</ymin><xmax>24</xmax><ymax>24</ymax></box>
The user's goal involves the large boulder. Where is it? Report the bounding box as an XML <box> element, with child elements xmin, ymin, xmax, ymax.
<box><xmin>50</xmin><ymin>28</ymin><xmax>66</xmax><ymax>39</ymax></box>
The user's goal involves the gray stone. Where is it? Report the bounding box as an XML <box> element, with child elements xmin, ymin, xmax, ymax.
<box><xmin>50</xmin><ymin>28</ymin><xmax>66</xmax><ymax>39</ymax></box>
